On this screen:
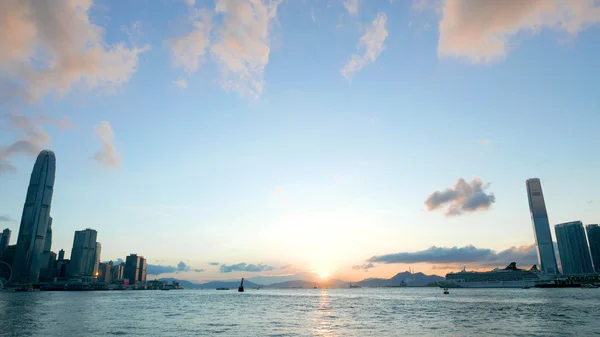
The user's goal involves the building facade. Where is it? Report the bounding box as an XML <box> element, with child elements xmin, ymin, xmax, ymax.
<box><xmin>526</xmin><ymin>178</ymin><xmax>559</xmax><ymax>274</ymax></box>
<box><xmin>124</xmin><ymin>254</ymin><xmax>141</xmax><ymax>285</ymax></box>
<box><xmin>112</xmin><ymin>263</ymin><xmax>124</xmax><ymax>281</ymax></box>
<box><xmin>0</xmin><ymin>228</ymin><xmax>11</xmax><ymax>258</ymax></box>
<box><xmin>12</xmin><ymin>150</ymin><xmax>56</xmax><ymax>284</ymax></box>
<box><xmin>69</xmin><ymin>229</ymin><xmax>99</xmax><ymax>281</ymax></box>
<box><xmin>586</xmin><ymin>224</ymin><xmax>600</xmax><ymax>273</ymax></box>
<box><xmin>97</xmin><ymin>262</ymin><xmax>112</xmax><ymax>283</ymax></box>
<box><xmin>138</xmin><ymin>256</ymin><xmax>147</xmax><ymax>284</ymax></box>
<box><xmin>555</xmin><ymin>221</ymin><xmax>594</xmax><ymax>275</ymax></box>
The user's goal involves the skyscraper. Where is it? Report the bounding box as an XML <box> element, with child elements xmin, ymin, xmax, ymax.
<box><xmin>69</xmin><ymin>228</ymin><xmax>99</xmax><ymax>281</ymax></box>
<box><xmin>12</xmin><ymin>150</ymin><xmax>56</xmax><ymax>284</ymax></box>
<box><xmin>124</xmin><ymin>254</ymin><xmax>141</xmax><ymax>285</ymax></box>
<box><xmin>93</xmin><ymin>242</ymin><xmax>102</xmax><ymax>279</ymax></box>
<box><xmin>57</xmin><ymin>249</ymin><xmax>65</xmax><ymax>261</ymax></box>
<box><xmin>555</xmin><ymin>221</ymin><xmax>594</xmax><ymax>275</ymax></box>
<box><xmin>526</xmin><ymin>178</ymin><xmax>559</xmax><ymax>274</ymax></box>
<box><xmin>586</xmin><ymin>224</ymin><xmax>600</xmax><ymax>273</ymax></box>
<box><xmin>41</xmin><ymin>217</ymin><xmax>52</xmax><ymax>270</ymax></box>
<box><xmin>138</xmin><ymin>256</ymin><xmax>147</xmax><ymax>284</ymax></box>
<box><xmin>0</xmin><ymin>228</ymin><xmax>10</xmax><ymax>258</ymax></box>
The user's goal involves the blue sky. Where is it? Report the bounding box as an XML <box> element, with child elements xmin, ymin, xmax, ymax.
<box><xmin>1</xmin><ymin>0</ymin><xmax>599</xmax><ymax>282</ymax></box>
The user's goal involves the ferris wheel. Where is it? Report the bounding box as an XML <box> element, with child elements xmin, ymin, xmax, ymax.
<box><xmin>0</xmin><ymin>261</ymin><xmax>12</xmax><ymax>288</ymax></box>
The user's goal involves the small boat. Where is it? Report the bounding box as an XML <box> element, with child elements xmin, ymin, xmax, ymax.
<box><xmin>238</xmin><ymin>278</ymin><xmax>244</xmax><ymax>292</ymax></box>
<box><xmin>443</xmin><ymin>287</ymin><xmax>449</xmax><ymax>295</ymax></box>
<box><xmin>349</xmin><ymin>282</ymin><xmax>361</xmax><ymax>288</ymax></box>
<box><xmin>216</xmin><ymin>287</ymin><xmax>230</xmax><ymax>290</ymax></box>
<box><xmin>581</xmin><ymin>284</ymin><xmax>599</xmax><ymax>289</ymax></box>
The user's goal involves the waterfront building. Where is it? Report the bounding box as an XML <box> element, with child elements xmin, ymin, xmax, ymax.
<box><xmin>112</xmin><ymin>263</ymin><xmax>124</xmax><ymax>281</ymax></box>
<box><xmin>125</xmin><ymin>254</ymin><xmax>141</xmax><ymax>284</ymax></box>
<box><xmin>586</xmin><ymin>224</ymin><xmax>600</xmax><ymax>272</ymax></box>
<box><xmin>69</xmin><ymin>228</ymin><xmax>99</xmax><ymax>281</ymax></box>
<box><xmin>41</xmin><ymin>217</ymin><xmax>53</xmax><ymax>270</ymax></box>
<box><xmin>526</xmin><ymin>178</ymin><xmax>559</xmax><ymax>274</ymax></box>
<box><xmin>97</xmin><ymin>262</ymin><xmax>112</xmax><ymax>283</ymax></box>
<box><xmin>12</xmin><ymin>150</ymin><xmax>56</xmax><ymax>284</ymax></box>
<box><xmin>0</xmin><ymin>228</ymin><xmax>10</xmax><ymax>258</ymax></box>
<box><xmin>58</xmin><ymin>249</ymin><xmax>65</xmax><ymax>261</ymax></box>
<box><xmin>0</xmin><ymin>245</ymin><xmax>16</xmax><ymax>266</ymax></box>
<box><xmin>138</xmin><ymin>256</ymin><xmax>147</xmax><ymax>284</ymax></box>
<box><xmin>555</xmin><ymin>221</ymin><xmax>594</xmax><ymax>275</ymax></box>
<box><xmin>93</xmin><ymin>243</ymin><xmax>101</xmax><ymax>278</ymax></box>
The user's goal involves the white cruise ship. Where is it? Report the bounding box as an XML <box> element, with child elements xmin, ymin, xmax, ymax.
<box><xmin>443</xmin><ymin>262</ymin><xmax>547</xmax><ymax>288</ymax></box>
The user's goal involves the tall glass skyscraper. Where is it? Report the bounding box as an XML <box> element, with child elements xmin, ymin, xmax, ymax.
<box><xmin>0</xmin><ymin>228</ymin><xmax>11</xmax><ymax>259</ymax></box>
<box><xmin>526</xmin><ymin>178</ymin><xmax>559</xmax><ymax>274</ymax></box>
<box><xmin>555</xmin><ymin>221</ymin><xmax>594</xmax><ymax>275</ymax></box>
<box><xmin>585</xmin><ymin>224</ymin><xmax>600</xmax><ymax>273</ymax></box>
<box><xmin>12</xmin><ymin>150</ymin><xmax>56</xmax><ymax>284</ymax></box>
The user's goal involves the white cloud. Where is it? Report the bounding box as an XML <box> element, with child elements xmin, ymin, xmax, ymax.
<box><xmin>173</xmin><ymin>78</ymin><xmax>189</xmax><ymax>89</ymax></box>
<box><xmin>343</xmin><ymin>0</ymin><xmax>359</xmax><ymax>16</ymax></box>
<box><xmin>184</xmin><ymin>0</ymin><xmax>196</xmax><ymax>6</ymax></box>
<box><xmin>341</xmin><ymin>12</ymin><xmax>388</xmax><ymax>81</ymax></box>
<box><xmin>210</xmin><ymin>0</ymin><xmax>281</xmax><ymax>98</ymax></box>
<box><xmin>92</xmin><ymin>121</ymin><xmax>121</xmax><ymax>169</ymax></box>
<box><xmin>0</xmin><ymin>0</ymin><xmax>150</xmax><ymax>102</ymax></box>
<box><xmin>169</xmin><ymin>9</ymin><xmax>213</xmax><ymax>73</ymax></box>
<box><xmin>0</xmin><ymin>115</ymin><xmax>71</xmax><ymax>174</ymax></box>
<box><xmin>438</xmin><ymin>0</ymin><xmax>600</xmax><ymax>63</ymax></box>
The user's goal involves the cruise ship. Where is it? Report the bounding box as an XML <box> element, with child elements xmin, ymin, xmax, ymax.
<box><xmin>443</xmin><ymin>262</ymin><xmax>548</xmax><ymax>288</ymax></box>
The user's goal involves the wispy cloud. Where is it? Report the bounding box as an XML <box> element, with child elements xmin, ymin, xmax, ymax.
<box><xmin>352</xmin><ymin>263</ymin><xmax>375</xmax><ymax>271</ymax></box>
<box><xmin>341</xmin><ymin>12</ymin><xmax>388</xmax><ymax>81</ymax></box>
<box><xmin>209</xmin><ymin>262</ymin><xmax>220</xmax><ymax>266</ymax></box>
<box><xmin>220</xmin><ymin>263</ymin><xmax>275</xmax><ymax>273</ymax></box>
<box><xmin>0</xmin><ymin>115</ymin><xmax>70</xmax><ymax>174</ymax></box>
<box><xmin>425</xmin><ymin>177</ymin><xmax>496</xmax><ymax>216</ymax></box>
<box><xmin>343</xmin><ymin>0</ymin><xmax>359</xmax><ymax>16</ymax></box>
<box><xmin>0</xmin><ymin>0</ymin><xmax>150</xmax><ymax>102</ymax></box>
<box><xmin>173</xmin><ymin>78</ymin><xmax>189</xmax><ymax>89</ymax></box>
<box><xmin>437</xmin><ymin>0</ymin><xmax>600</xmax><ymax>63</ymax></box>
<box><xmin>147</xmin><ymin>261</ymin><xmax>205</xmax><ymax>275</ymax></box>
<box><xmin>169</xmin><ymin>8</ymin><xmax>213</xmax><ymax>74</ymax></box>
<box><xmin>211</xmin><ymin>0</ymin><xmax>281</xmax><ymax>98</ymax></box>
<box><xmin>368</xmin><ymin>244</ymin><xmax>537</xmax><ymax>267</ymax></box>
<box><xmin>92</xmin><ymin>121</ymin><xmax>121</xmax><ymax>169</ymax></box>
<box><xmin>0</xmin><ymin>215</ymin><xmax>13</xmax><ymax>222</ymax></box>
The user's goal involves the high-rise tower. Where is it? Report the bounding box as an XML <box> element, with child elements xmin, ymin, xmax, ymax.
<box><xmin>526</xmin><ymin>178</ymin><xmax>559</xmax><ymax>274</ymax></box>
<box><xmin>0</xmin><ymin>228</ymin><xmax>11</xmax><ymax>258</ymax></box>
<box><xmin>555</xmin><ymin>221</ymin><xmax>594</xmax><ymax>275</ymax></box>
<box><xmin>12</xmin><ymin>150</ymin><xmax>56</xmax><ymax>284</ymax></box>
<box><xmin>69</xmin><ymin>228</ymin><xmax>99</xmax><ymax>282</ymax></box>
<box><xmin>585</xmin><ymin>224</ymin><xmax>600</xmax><ymax>273</ymax></box>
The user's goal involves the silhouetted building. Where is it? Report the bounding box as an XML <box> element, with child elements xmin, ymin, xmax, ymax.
<box><xmin>555</xmin><ymin>221</ymin><xmax>594</xmax><ymax>275</ymax></box>
<box><xmin>138</xmin><ymin>256</ymin><xmax>147</xmax><ymax>284</ymax></box>
<box><xmin>526</xmin><ymin>178</ymin><xmax>559</xmax><ymax>274</ymax></box>
<box><xmin>97</xmin><ymin>262</ymin><xmax>112</xmax><ymax>283</ymax></box>
<box><xmin>125</xmin><ymin>254</ymin><xmax>141</xmax><ymax>284</ymax></box>
<box><xmin>41</xmin><ymin>217</ymin><xmax>53</xmax><ymax>269</ymax></box>
<box><xmin>0</xmin><ymin>245</ymin><xmax>16</xmax><ymax>266</ymax></box>
<box><xmin>58</xmin><ymin>249</ymin><xmax>65</xmax><ymax>261</ymax></box>
<box><xmin>112</xmin><ymin>263</ymin><xmax>124</xmax><ymax>281</ymax></box>
<box><xmin>69</xmin><ymin>229</ymin><xmax>99</xmax><ymax>281</ymax></box>
<box><xmin>48</xmin><ymin>251</ymin><xmax>57</xmax><ymax>269</ymax></box>
<box><xmin>12</xmin><ymin>150</ymin><xmax>56</xmax><ymax>284</ymax></box>
<box><xmin>586</xmin><ymin>224</ymin><xmax>600</xmax><ymax>273</ymax></box>
<box><xmin>0</xmin><ymin>228</ymin><xmax>10</xmax><ymax>258</ymax></box>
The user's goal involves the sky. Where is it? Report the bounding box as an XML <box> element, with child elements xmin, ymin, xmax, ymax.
<box><xmin>1</xmin><ymin>0</ymin><xmax>599</xmax><ymax>283</ymax></box>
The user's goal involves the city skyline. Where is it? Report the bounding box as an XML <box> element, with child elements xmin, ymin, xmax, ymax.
<box><xmin>1</xmin><ymin>0</ymin><xmax>600</xmax><ymax>282</ymax></box>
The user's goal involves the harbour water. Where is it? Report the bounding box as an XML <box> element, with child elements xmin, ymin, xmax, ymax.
<box><xmin>1</xmin><ymin>288</ymin><xmax>599</xmax><ymax>336</ymax></box>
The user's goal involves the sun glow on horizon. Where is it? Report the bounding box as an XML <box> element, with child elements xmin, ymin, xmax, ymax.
<box><xmin>318</xmin><ymin>270</ymin><xmax>329</xmax><ymax>279</ymax></box>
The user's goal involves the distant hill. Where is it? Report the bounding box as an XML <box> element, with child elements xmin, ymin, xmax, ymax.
<box><xmin>265</xmin><ymin>279</ymin><xmax>347</xmax><ymax>289</ymax></box>
<box><xmin>357</xmin><ymin>272</ymin><xmax>444</xmax><ymax>287</ymax></box>
<box><xmin>158</xmin><ymin>278</ymin><xmax>263</xmax><ymax>289</ymax></box>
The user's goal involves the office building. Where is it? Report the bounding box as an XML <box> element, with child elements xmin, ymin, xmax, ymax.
<box><xmin>58</xmin><ymin>249</ymin><xmax>65</xmax><ymax>261</ymax></box>
<box><xmin>93</xmin><ymin>243</ymin><xmax>101</xmax><ymax>278</ymax></box>
<box><xmin>69</xmin><ymin>228</ymin><xmax>99</xmax><ymax>281</ymax></box>
<box><xmin>124</xmin><ymin>254</ymin><xmax>141</xmax><ymax>284</ymax></box>
<box><xmin>138</xmin><ymin>256</ymin><xmax>147</xmax><ymax>284</ymax></box>
<box><xmin>526</xmin><ymin>178</ymin><xmax>559</xmax><ymax>274</ymax></box>
<box><xmin>12</xmin><ymin>150</ymin><xmax>56</xmax><ymax>283</ymax></box>
<box><xmin>97</xmin><ymin>262</ymin><xmax>112</xmax><ymax>283</ymax></box>
<box><xmin>41</xmin><ymin>217</ymin><xmax>53</xmax><ymax>269</ymax></box>
<box><xmin>112</xmin><ymin>263</ymin><xmax>124</xmax><ymax>281</ymax></box>
<box><xmin>0</xmin><ymin>228</ymin><xmax>10</xmax><ymax>258</ymax></box>
<box><xmin>586</xmin><ymin>224</ymin><xmax>600</xmax><ymax>272</ymax></box>
<box><xmin>555</xmin><ymin>221</ymin><xmax>594</xmax><ymax>275</ymax></box>
<box><xmin>0</xmin><ymin>245</ymin><xmax>16</xmax><ymax>266</ymax></box>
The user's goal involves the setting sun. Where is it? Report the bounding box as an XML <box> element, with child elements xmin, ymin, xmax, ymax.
<box><xmin>318</xmin><ymin>271</ymin><xmax>329</xmax><ymax>279</ymax></box>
